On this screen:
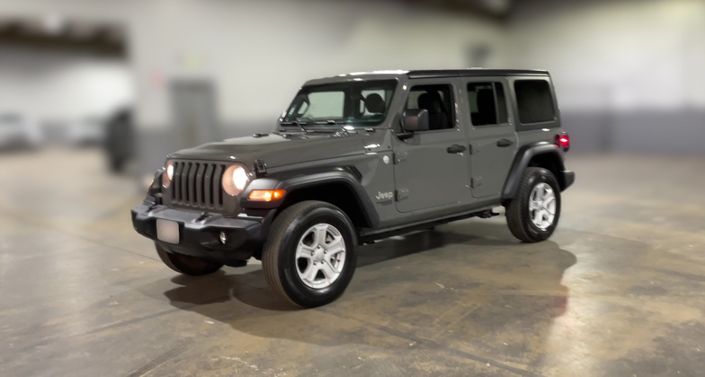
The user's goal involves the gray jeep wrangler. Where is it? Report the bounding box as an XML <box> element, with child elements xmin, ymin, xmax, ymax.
<box><xmin>132</xmin><ymin>69</ymin><xmax>575</xmax><ymax>307</ymax></box>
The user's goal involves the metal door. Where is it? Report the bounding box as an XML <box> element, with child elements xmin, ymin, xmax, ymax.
<box><xmin>170</xmin><ymin>80</ymin><xmax>220</xmax><ymax>148</ymax></box>
<box><xmin>392</xmin><ymin>80</ymin><xmax>472</xmax><ymax>213</ymax></box>
<box><xmin>462</xmin><ymin>78</ymin><xmax>518</xmax><ymax>199</ymax></box>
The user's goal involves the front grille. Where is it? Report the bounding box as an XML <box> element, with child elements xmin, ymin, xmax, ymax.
<box><xmin>171</xmin><ymin>160</ymin><xmax>227</xmax><ymax>210</ymax></box>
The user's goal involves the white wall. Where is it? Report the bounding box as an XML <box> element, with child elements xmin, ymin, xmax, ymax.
<box><xmin>507</xmin><ymin>0</ymin><xmax>705</xmax><ymax>111</ymax></box>
<box><xmin>1</xmin><ymin>0</ymin><xmax>504</xmax><ymax>130</ymax></box>
<box><xmin>0</xmin><ymin>48</ymin><xmax>133</xmax><ymax>124</ymax></box>
<box><xmin>504</xmin><ymin>0</ymin><xmax>705</xmax><ymax>153</ymax></box>
<box><xmin>127</xmin><ymin>0</ymin><xmax>505</xmax><ymax>128</ymax></box>
<box><xmin>3</xmin><ymin>0</ymin><xmax>701</xmax><ymax>153</ymax></box>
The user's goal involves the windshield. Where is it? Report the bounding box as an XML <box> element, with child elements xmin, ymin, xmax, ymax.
<box><xmin>281</xmin><ymin>80</ymin><xmax>397</xmax><ymax>127</ymax></box>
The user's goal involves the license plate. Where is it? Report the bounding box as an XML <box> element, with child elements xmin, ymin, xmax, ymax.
<box><xmin>156</xmin><ymin>219</ymin><xmax>180</xmax><ymax>244</ymax></box>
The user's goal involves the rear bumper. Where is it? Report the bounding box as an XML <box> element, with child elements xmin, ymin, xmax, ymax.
<box><xmin>561</xmin><ymin>170</ymin><xmax>576</xmax><ymax>190</ymax></box>
<box><xmin>131</xmin><ymin>202</ymin><xmax>273</xmax><ymax>263</ymax></box>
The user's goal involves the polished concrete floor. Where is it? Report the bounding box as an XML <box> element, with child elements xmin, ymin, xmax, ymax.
<box><xmin>1</xmin><ymin>149</ymin><xmax>704</xmax><ymax>377</ymax></box>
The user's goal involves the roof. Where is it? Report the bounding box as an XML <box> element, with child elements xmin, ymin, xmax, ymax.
<box><xmin>406</xmin><ymin>69</ymin><xmax>549</xmax><ymax>78</ymax></box>
<box><xmin>304</xmin><ymin>68</ymin><xmax>549</xmax><ymax>86</ymax></box>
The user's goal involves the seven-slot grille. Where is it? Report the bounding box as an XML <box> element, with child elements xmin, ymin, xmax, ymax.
<box><xmin>170</xmin><ymin>160</ymin><xmax>227</xmax><ymax>210</ymax></box>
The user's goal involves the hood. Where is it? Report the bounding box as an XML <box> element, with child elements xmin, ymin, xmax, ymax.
<box><xmin>168</xmin><ymin>131</ymin><xmax>378</xmax><ymax>168</ymax></box>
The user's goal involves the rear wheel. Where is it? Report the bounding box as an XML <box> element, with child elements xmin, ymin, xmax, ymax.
<box><xmin>506</xmin><ymin>167</ymin><xmax>561</xmax><ymax>243</ymax></box>
<box><xmin>155</xmin><ymin>243</ymin><xmax>223</xmax><ymax>276</ymax></box>
<box><xmin>262</xmin><ymin>201</ymin><xmax>357</xmax><ymax>307</ymax></box>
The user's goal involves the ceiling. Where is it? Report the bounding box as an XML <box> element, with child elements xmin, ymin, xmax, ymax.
<box><xmin>0</xmin><ymin>0</ymin><xmax>515</xmax><ymax>56</ymax></box>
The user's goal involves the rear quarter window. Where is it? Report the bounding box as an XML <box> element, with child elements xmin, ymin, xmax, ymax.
<box><xmin>514</xmin><ymin>80</ymin><xmax>556</xmax><ymax>124</ymax></box>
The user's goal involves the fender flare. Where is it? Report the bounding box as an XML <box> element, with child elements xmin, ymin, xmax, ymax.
<box><xmin>241</xmin><ymin>167</ymin><xmax>379</xmax><ymax>227</ymax></box>
<box><xmin>501</xmin><ymin>142</ymin><xmax>566</xmax><ymax>200</ymax></box>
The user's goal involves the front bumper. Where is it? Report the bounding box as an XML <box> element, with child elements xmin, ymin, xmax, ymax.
<box><xmin>131</xmin><ymin>202</ymin><xmax>273</xmax><ymax>263</ymax></box>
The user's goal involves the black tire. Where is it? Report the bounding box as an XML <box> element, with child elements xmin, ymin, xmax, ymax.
<box><xmin>262</xmin><ymin>201</ymin><xmax>357</xmax><ymax>308</ymax></box>
<box><xmin>506</xmin><ymin>167</ymin><xmax>561</xmax><ymax>243</ymax></box>
<box><xmin>155</xmin><ymin>243</ymin><xmax>223</xmax><ymax>276</ymax></box>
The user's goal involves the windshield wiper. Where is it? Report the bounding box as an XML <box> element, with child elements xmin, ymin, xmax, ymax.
<box><xmin>309</xmin><ymin>120</ymin><xmax>353</xmax><ymax>134</ymax></box>
<box><xmin>279</xmin><ymin>118</ymin><xmax>312</xmax><ymax>132</ymax></box>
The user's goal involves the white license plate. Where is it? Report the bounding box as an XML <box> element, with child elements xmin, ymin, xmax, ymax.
<box><xmin>156</xmin><ymin>219</ymin><xmax>180</xmax><ymax>244</ymax></box>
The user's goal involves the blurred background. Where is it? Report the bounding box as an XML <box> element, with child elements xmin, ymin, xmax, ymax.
<box><xmin>2</xmin><ymin>3</ymin><xmax>704</xmax><ymax>375</ymax></box>
<box><xmin>0</xmin><ymin>0</ymin><xmax>703</xmax><ymax>187</ymax></box>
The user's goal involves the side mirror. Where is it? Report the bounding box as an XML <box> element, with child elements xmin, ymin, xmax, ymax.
<box><xmin>402</xmin><ymin>109</ymin><xmax>430</xmax><ymax>132</ymax></box>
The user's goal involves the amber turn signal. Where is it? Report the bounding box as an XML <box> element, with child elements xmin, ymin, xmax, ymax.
<box><xmin>248</xmin><ymin>189</ymin><xmax>286</xmax><ymax>202</ymax></box>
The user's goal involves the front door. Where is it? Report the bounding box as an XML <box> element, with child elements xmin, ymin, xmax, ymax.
<box><xmin>462</xmin><ymin>79</ymin><xmax>518</xmax><ymax>199</ymax></box>
<box><xmin>393</xmin><ymin>81</ymin><xmax>472</xmax><ymax>213</ymax></box>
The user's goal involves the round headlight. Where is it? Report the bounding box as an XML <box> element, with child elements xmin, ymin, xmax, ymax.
<box><xmin>223</xmin><ymin>164</ymin><xmax>250</xmax><ymax>196</ymax></box>
<box><xmin>162</xmin><ymin>160</ymin><xmax>174</xmax><ymax>188</ymax></box>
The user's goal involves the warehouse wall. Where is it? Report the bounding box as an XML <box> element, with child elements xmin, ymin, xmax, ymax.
<box><xmin>127</xmin><ymin>1</ymin><xmax>505</xmax><ymax>131</ymax></box>
<box><xmin>2</xmin><ymin>0</ymin><xmax>702</xmax><ymax>158</ymax></box>
<box><xmin>0</xmin><ymin>47</ymin><xmax>132</xmax><ymax>125</ymax></box>
<box><xmin>0</xmin><ymin>0</ymin><xmax>505</xmax><ymax>169</ymax></box>
<box><xmin>508</xmin><ymin>0</ymin><xmax>705</xmax><ymax>153</ymax></box>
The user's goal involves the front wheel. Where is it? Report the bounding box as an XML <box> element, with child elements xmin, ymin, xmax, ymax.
<box><xmin>262</xmin><ymin>201</ymin><xmax>357</xmax><ymax>307</ymax></box>
<box><xmin>155</xmin><ymin>243</ymin><xmax>223</xmax><ymax>276</ymax></box>
<box><xmin>505</xmin><ymin>167</ymin><xmax>561</xmax><ymax>243</ymax></box>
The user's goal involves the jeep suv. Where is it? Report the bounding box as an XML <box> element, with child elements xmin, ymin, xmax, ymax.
<box><xmin>132</xmin><ymin>69</ymin><xmax>575</xmax><ymax>307</ymax></box>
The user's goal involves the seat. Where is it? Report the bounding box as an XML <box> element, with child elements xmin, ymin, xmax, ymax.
<box><xmin>417</xmin><ymin>92</ymin><xmax>449</xmax><ymax>130</ymax></box>
<box><xmin>472</xmin><ymin>89</ymin><xmax>497</xmax><ymax>126</ymax></box>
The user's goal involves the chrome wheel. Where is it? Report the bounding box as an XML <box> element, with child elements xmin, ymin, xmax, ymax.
<box><xmin>529</xmin><ymin>182</ymin><xmax>556</xmax><ymax>230</ymax></box>
<box><xmin>295</xmin><ymin>223</ymin><xmax>347</xmax><ymax>289</ymax></box>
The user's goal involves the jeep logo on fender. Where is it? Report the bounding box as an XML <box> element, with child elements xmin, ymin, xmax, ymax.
<box><xmin>375</xmin><ymin>191</ymin><xmax>394</xmax><ymax>202</ymax></box>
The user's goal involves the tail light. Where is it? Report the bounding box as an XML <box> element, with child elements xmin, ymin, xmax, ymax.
<box><xmin>555</xmin><ymin>133</ymin><xmax>570</xmax><ymax>152</ymax></box>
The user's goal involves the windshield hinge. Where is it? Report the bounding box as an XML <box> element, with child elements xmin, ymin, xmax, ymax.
<box><xmin>393</xmin><ymin>152</ymin><xmax>407</xmax><ymax>164</ymax></box>
<box><xmin>254</xmin><ymin>159</ymin><xmax>267</xmax><ymax>176</ymax></box>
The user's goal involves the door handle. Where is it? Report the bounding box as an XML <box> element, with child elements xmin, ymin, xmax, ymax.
<box><xmin>446</xmin><ymin>144</ymin><xmax>466</xmax><ymax>154</ymax></box>
<box><xmin>496</xmin><ymin>138</ymin><xmax>514</xmax><ymax>147</ymax></box>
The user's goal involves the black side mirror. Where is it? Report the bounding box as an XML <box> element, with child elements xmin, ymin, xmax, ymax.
<box><xmin>402</xmin><ymin>109</ymin><xmax>430</xmax><ymax>132</ymax></box>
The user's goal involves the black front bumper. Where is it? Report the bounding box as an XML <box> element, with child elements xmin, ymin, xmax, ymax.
<box><xmin>131</xmin><ymin>202</ymin><xmax>273</xmax><ymax>263</ymax></box>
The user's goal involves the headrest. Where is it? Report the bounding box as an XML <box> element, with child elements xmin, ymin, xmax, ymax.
<box><xmin>476</xmin><ymin>89</ymin><xmax>494</xmax><ymax>108</ymax></box>
<box><xmin>418</xmin><ymin>92</ymin><xmax>443</xmax><ymax>112</ymax></box>
<box><xmin>365</xmin><ymin>93</ymin><xmax>386</xmax><ymax>114</ymax></box>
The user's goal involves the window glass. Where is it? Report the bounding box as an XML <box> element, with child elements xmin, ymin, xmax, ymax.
<box><xmin>405</xmin><ymin>85</ymin><xmax>454</xmax><ymax>131</ymax></box>
<box><xmin>282</xmin><ymin>80</ymin><xmax>396</xmax><ymax>127</ymax></box>
<box><xmin>467</xmin><ymin>82</ymin><xmax>508</xmax><ymax>126</ymax></box>
<box><xmin>300</xmin><ymin>92</ymin><xmax>344</xmax><ymax>119</ymax></box>
<box><xmin>514</xmin><ymin>80</ymin><xmax>556</xmax><ymax>124</ymax></box>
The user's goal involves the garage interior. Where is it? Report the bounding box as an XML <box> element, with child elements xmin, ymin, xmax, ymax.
<box><xmin>1</xmin><ymin>1</ymin><xmax>704</xmax><ymax>376</ymax></box>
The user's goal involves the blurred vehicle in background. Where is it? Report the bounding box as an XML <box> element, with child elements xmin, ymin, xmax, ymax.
<box><xmin>64</xmin><ymin>115</ymin><xmax>106</xmax><ymax>147</ymax></box>
<box><xmin>0</xmin><ymin>113</ymin><xmax>43</xmax><ymax>151</ymax></box>
<box><xmin>104</xmin><ymin>107</ymin><xmax>134</xmax><ymax>173</ymax></box>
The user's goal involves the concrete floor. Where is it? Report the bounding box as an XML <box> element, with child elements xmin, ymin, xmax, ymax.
<box><xmin>1</xmin><ymin>149</ymin><xmax>704</xmax><ymax>377</ymax></box>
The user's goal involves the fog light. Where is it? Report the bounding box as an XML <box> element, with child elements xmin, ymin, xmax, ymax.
<box><xmin>219</xmin><ymin>231</ymin><xmax>227</xmax><ymax>244</ymax></box>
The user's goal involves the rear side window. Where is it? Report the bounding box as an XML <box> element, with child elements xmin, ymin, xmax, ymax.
<box><xmin>514</xmin><ymin>80</ymin><xmax>556</xmax><ymax>124</ymax></box>
<box><xmin>467</xmin><ymin>82</ymin><xmax>508</xmax><ymax>126</ymax></box>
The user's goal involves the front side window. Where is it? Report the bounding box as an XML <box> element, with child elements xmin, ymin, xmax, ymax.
<box><xmin>282</xmin><ymin>80</ymin><xmax>396</xmax><ymax>127</ymax></box>
<box><xmin>514</xmin><ymin>80</ymin><xmax>556</xmax><ymax>124</ymax></box>
<box><xmin>467</xmin><ymin>82</ymin><xmax>508</xmax><ymax>126</ymax></box>
<box><xmin>405</xmin><ymin>84</ymin><xmax>454</xmax><ymax>131</ymax></box>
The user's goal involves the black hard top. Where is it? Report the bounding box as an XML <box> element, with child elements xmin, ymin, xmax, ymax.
<box><xmin>406</xmin><ymin>69</ymin><xmax>549</xmax><ymax>78</ymax></box>
<box><xmin>304</xmin><ymin>69</ymin><xmax>549</xmax><ymax>86</ymax></box>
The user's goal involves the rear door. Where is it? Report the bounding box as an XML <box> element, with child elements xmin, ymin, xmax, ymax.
<box><xmin>462</xmin><ymin>78</ymin><xmax>518</xmax><ymax>199</ymax></box>
<box><xmin>392</xmin><ymin>80</ymin><xmax>472</xmax><ymax>213</ymax></box>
